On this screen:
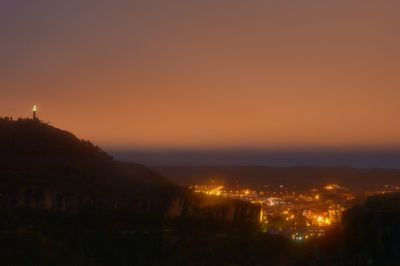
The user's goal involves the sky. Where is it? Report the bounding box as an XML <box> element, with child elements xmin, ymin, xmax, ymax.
<box><xmin>1</xmin><ymin>0</ymin><xmax>400</xmax><ymax>153</ymax></box>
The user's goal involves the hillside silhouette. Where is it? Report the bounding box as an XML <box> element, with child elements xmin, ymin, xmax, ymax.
<box><xmin>0</xmin><ymin>118</ymin><xmax>170</xmax><ymax>190</ymax></box>
<box><xmin>0</xmin><ymin>117</ymin><xmax>260</xmax><ymax>222</ymax></box>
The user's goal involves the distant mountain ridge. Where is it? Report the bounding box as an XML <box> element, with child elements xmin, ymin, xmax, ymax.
<box><xmin>113</xmin><ymin>149</ymin><xmax>400</xmax><ymax>168</ymax></box>
<box><xmin>155</xmin><ymin>165</ymin><xmax>400</xmax><ymax>192</ymax></box>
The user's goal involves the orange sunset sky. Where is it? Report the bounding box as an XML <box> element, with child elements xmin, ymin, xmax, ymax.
<box><xmin>1</xmin><ymin>1</ymin><xmax>400</xmax><ymax>150</ymax></box>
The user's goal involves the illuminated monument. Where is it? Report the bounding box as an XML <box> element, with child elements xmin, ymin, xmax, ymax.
<box><xmin>32</xmin><ymin>105</ymin><xmax>38</xmax><ymax>120</ymax></box>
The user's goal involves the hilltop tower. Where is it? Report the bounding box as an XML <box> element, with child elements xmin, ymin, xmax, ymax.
<box><xmin>32</xmin><ymin>105</ymin><xmax>38</xmax><ymax>120</ymax></box>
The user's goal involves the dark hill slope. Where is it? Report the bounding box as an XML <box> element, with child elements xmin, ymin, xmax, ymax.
<box><xmin>0</xmin><ymin>118</ymin><xmax>260</xmax><ymax>224</ymax></box>
<box><xmin>0</xmin><ymin>118</ymin><xmax>171</xmax><ymax>190</ymax></box>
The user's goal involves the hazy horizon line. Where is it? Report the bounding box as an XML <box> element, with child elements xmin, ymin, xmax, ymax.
<box><xmin>108</xmin><ymin>148</ymin><xmax>400</xmax><ymax>169</ymax></box>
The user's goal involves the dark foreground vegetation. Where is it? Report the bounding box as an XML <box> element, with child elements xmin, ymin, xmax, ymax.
<box><xmin>1</xmin><ymin>205</ymin><xmax>400</xmax><ymax>266</ymax></box>
<box><xmin>0</xmin><ymin>207</ymin><xmax>398</xmax><ymax>266</ymax></box>
<box><xmin>0</xmin><ymin>209</ymin><xmax>295</xmax><ymax>265</ymax></box>
<box><xmin>1</xmin><ymin>118</ymin><xmax>400</xmax><ymax>265</ymax></box>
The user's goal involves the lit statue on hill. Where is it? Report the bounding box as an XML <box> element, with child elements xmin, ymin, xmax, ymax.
<box><xmin>32</xmin><ymin>105</ymin><xmax>38</xmax><ymax>120</ymax></box>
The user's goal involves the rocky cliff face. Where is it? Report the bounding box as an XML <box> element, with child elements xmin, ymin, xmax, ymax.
<box><xmin>167</xmin><ymin>193</ymin><xmax>261</xmax><ymax>224</ymax></box>
<box><xmin>342</xmin><ymin>192</ymin><xmax>400</xmax><ymax>263</ymax></box>
<box><xmin>0</xmin><ymin>185</ymin><xmax>261</xmax><ymax>224</ymax></box>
